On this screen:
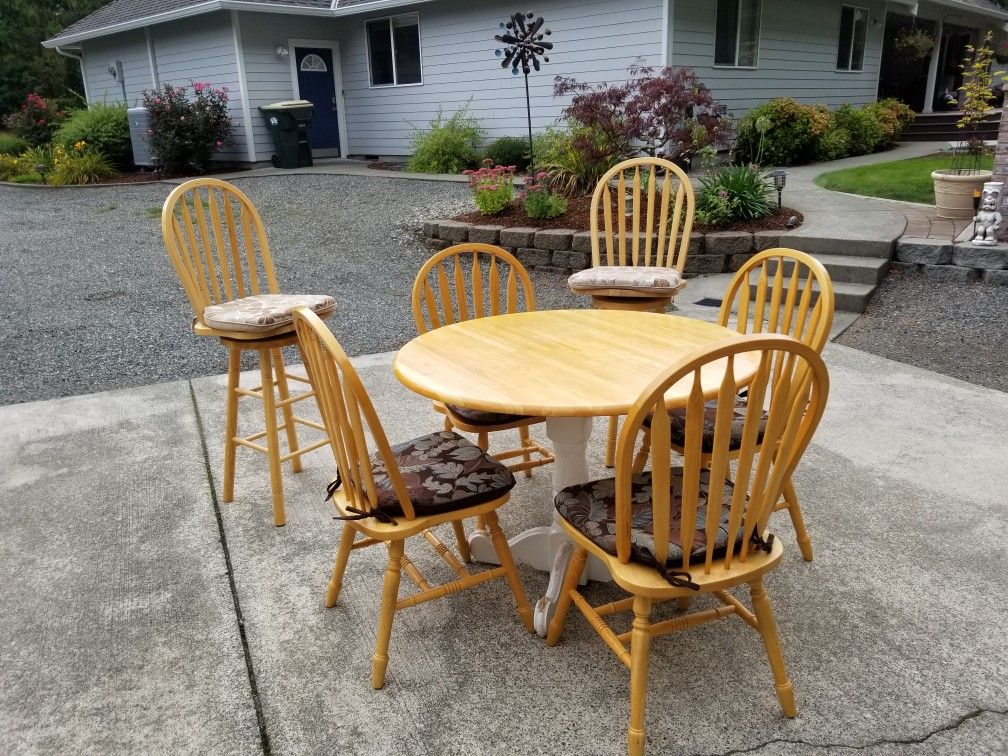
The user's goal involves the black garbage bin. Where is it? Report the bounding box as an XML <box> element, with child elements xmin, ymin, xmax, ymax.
<box><xmin>259</xmin><ymin>100</ymin><xmax>314</xmax><ymax>168</ymax></box>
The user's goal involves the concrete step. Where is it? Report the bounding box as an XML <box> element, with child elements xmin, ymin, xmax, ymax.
<box><xmin>782</xmin><ymin>234</ymin><xmax>894</xmax><ymax>258</ymax></box>
<box><xmin>767</xmin><ymin>254</ymin><xmax>889</xmax><ymax>286</ymax></box>
<box><xmin>749</xmin><ymin>278</ymin><xmax>877</xmax><ymax>313</ymax></box>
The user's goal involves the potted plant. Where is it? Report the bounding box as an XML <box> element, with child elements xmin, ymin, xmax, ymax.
<box><xmin>894</xmin><ymin>27</ymin><xmax>935</xmax><ymax>62</ymax></box>
<box><xmin>932</xmin><ymin>32</ymin><xmax>999</xmax><ymax>219</ymax></box>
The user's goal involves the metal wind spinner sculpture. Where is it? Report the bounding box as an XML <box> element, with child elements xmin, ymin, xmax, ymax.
<box><xmin>495</xmin><ymin>11</ymin><xmax>552</xmax><ymax>168</ymax></box>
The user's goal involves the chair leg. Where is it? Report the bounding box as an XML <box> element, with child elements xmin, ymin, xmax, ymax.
<box><xmin>518</xmin><ymin>425</ymin><xmax>534</xmax><ymax>478</ymax></box>
<box><xmin>628</xmin><ymin>595</ymin><xmax>653</xmax><ymax>756</ymax></box>
<box><xmin>631</xmin><ymin>428</ymin><xmax>651</xmax><ymax>475</ymax></box>
<box><xmin>271</xmin><ymin>347</ymin><xmax>302</xmax><ymax>474</ymax></box>
<box><xmin>443</xmin><ymin>415</ymin><xmax>453</xmax><ymax>432</ymax></box>
<box><xmin>372</xmin><ymin>540</ymin><xmax>404</xmax><ymax>690</ymax></box>
<box><xmin>483</xmin><ymin>510</ymin><xmax>534</xmax><ymax>633</ymax></box>
<box><xmin>259</xmin><ymin>349</ymin><xmax>286</xmax><ymax>527</ymax></box>
<box><xmin>605</xmin><ymin>415</ymin><xmax>618</xmax><ymax>467</ymax></box>
<box><xmin>223</xmin><ymin>347</ymin><xmax>241</xmax><ymax>503</ymax></box>
<box><xmin>326</xmin><ymin>524</ymin><xmax>357</xmax><ymax>607</ymax></box>
<box><xmin>749</xmin><ymin>578</ymin><xmax>796</xmax><ymax>718</ymax></box>
<box><xmin>451</xmin><ymin>520</ymin><xmax>472</xmax><ymax>563</ymax></box>
<box><xmin>782</xmin><ymin>477</ymin><xmax>813</xmax><ymax>562</ymax></box>
<box><xmin>475</xmin><ymin>432</ymin><xmax>490</xmax><ymax>531</ymax></box>
<box><xmin>545</xmin><ymin>546</ymin><xmax>588</xmax><ymax>646</ymax></box>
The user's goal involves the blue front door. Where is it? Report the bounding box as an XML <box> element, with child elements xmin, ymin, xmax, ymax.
<box><xmin>295</xmin><ymin>47</ymin><xmax>340</xmax><ymax>152</ymax></box>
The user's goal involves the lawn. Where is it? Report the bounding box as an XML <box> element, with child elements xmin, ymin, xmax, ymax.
<box><xmin>814</xmin><ymin>152</ymin><xmax>994</xmax><ymax>204</ymax></box>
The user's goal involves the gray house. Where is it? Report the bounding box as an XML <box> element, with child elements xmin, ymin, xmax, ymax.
<box><xmin>43</xmin><ymin>0</ymin><xmax>1008</xmax><ymax>163</ymax></box>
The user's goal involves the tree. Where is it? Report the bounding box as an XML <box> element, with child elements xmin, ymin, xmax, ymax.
<box><xmin>0</xmin><ymin>0</ymin><xmax>106</xmax><ymax>116</ymax></box>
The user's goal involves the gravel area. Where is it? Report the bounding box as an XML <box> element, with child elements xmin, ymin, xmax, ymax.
<box><xmin>837</xmin><ymin>268</ymin><xmax>1008</xmax><ymax>392</ymax></box>
<box><xmin>0</xmin><ymin>175</ymin><xmax>584</xmax><ymax>405</ymax></box>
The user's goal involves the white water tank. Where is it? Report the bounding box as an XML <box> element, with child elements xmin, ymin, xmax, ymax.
<box><xmin>127</xmin><ymin>106</ymin><xmax>155</xmax><ymax>167</ymax></box>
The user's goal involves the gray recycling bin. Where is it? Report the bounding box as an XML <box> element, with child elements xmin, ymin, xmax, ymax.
<box><xmin>259</xmin><ymin>100</ymin><xmax>314</xmax><ymax>168</ymax></box>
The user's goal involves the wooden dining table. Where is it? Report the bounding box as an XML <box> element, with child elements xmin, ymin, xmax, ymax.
<box><xmin>393</xmin><ymin>309</ymin><xmax>758</xmax><ymax>636</ymax></box>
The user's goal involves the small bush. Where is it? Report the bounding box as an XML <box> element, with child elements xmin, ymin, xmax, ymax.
<box><xmin>484</xmin><ymin>136</ymin><xmax>531</xmax><ymax>171</ymax></box>
<box><xmin>522</xmin><ymin>172</ymin><xmax>567</xmax><ymax>219</ymax></box>
<box><xmin>534</xmin><ymin>122</ymin><xmax>616</xmax><ymax>195</ymax></box>
<box><xmin>407</xmin><ymin>103</ymin><xmax>483</xmax><ymax>174</ymax></box>
<box><xmin>10</xmin><ymin>173</ymin><xmax>43</xmax><ymax>184</ymax></box>
<box><xmin>4</xmin><ymin>93</ymin><xmax>66</xmax><ymax>146</ymax></box>
<box><xmin>736</xmin><ymin>98</ymin><xmax>829</xmax><ymax>166</ymax></box>
<box><xmin>54</xmin><ymin>103</ymin><xmax>131</xmax><ymax>167</ymax></box>
<box><xmin>0</xmin><ymin>153</ymin><xmax>25</xmax><ymax>180</ymax></box>
<box><xmin>142</xmin><ymin>82</ymin><xmax>233</xmax><ymax>173</ymax></box>
<box><xmin>815</xmin><ymin>128</ymin><xmax>852</xmax><ymax>162</ymax></box>
<box><xmin>51</xmin><ymin>143</ymin><xmax>117</xmax><ymax>185</ymax></box>
<box><xmin>866</xmin><ymin>98</ymin><xmax>915</xmax><ymax>148</ymax></box>
<box><xmin>831</xmin><ymin>104</ymin><xmax>884</xmax><ymax>155</ymax></box>
<box><xmin>463</xmin><ymin>160</ymin><xmax>515</xmax><ymax>215</ymax></box>
<box><xmin>695</xmin><ymin>164</ymin><xmax>773</xmax><ymax>226</ymax></box>
<box><xmin>0</xmin><ymin>134</ymin><xmax>27</xmax><ymax>155</ymax></box>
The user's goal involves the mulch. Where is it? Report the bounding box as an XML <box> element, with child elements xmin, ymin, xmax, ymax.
<box><xmin>453</xmin><ymin>194</ymin><xmax>803</xmax><ymax>233</ymax></box>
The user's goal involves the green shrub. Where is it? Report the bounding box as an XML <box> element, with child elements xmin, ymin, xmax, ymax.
<box><xmin>695</xmin><ymin>164</ymin><xmax>773</xmax><ymax>225</ymax></box>
<box><xmin>10</xmin><ymin>173</ymin><xmax>43</xmax><ymax>184</ymax></box>
<box><xmin>0</xmin><ymin>153</ymin><xmax>25</xmax><ymax>180</ymax></box>
<box><xmin>19</xmin><ymin>145</ymin><xmax>54</xmax><ymax>172</ymax></box>
<box><xmin>736</xmin><ymin>98</ymin><xmax>829</xmax><ymax>166</ymax></box>
<box><xmin>0</xmin><ymin>134</ymin><xmax>27</xmax><ymax>155</ymax></box>
<box><xmin>483</xmin><ymin>136</ymin><xmax>530</xmax><ymax>171</ymax></box>
<box><xmin>406</xmin><ymin>103</ymin><xmax>484</xmax><ymax>174</ymax></box>
<box><xmin>51</xmin><ymin>144</ymin><xmax>117</xmax><ymax>185</ymax></box>
<box><xmin>534</xmin><ymin>122</ymin><xmax>617</xmax><ymax>195</ymax></box>
<box><xmin>142</xmin><ymin>82</ymin><xmax>233</xmax><ymax>173</ymax></box>
<box><xmin>865</xmin><ymin>98</ymin><xmax>915</xmax><ymax>148</ymax></box>
<box><xmin>463</xmin><ymin>160</ymin><xmax>515</xmax><ymax>215</ymax></box>
<box><xmin>4</xmin><ymin>93</ymin><xmax>68</xmax><ymax>146</ymax></box>
<box><xmin>816</xmin><ymin>127</ymin><xmax>852</xmax><ymax>162</ymax></box>
<box><xmin>831</xmin><ymin>104</ymin><xmax>884</xmax><ymax>155</ymax></box>
<box><xmin>54</xmin><ymin>103</ymin><xmax>131</xmax><ymax>167</ymax></box>
<box><xmin>522</xmin><ymin>172</ymin><xmax>567</xmax><ymax>219</ymax></box>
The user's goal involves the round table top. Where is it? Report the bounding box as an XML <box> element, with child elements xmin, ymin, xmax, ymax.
<box><xmin>393</xmin><ymin>309</ymin><xmax>758</xmax><ymax>417</ymax></box>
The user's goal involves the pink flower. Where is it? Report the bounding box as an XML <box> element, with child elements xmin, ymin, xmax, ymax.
<box><xmin>154</xmin><ymin>98</ymin><xmax>162</xmax><ymax>104</ymax></box>
<box><xmin>37</xmin><ymin>118</ymin><xmax>45</xmax><ymax>125</ymax></box>
<box><xmin>536</xmin><ymin>171</ymin><xmax>547</xmax><ymax>179</ymax></box>
<box><xmin>194</xmin><ymin>82</ymin><xmax>204</xmax><ymax>92</ymax></box>
<box><xmin>215</xmin><ymin>140</ymin><xmax>223</xmax><ymax>147</ymax></box>
<box><xmin>180</xmin><ymin>116</ymin><xmax>186</xmax><ymax>121</ymax></box>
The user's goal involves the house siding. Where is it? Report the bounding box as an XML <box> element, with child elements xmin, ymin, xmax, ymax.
<box><xmin>81</xmin><ymin>30</ymin><xmax>152</xmax><ymax>106</ymax></box>
<box><xmin>672</xmin><ymin>0</ymin><xmax>887</xmax><ymax>115</ymax></box>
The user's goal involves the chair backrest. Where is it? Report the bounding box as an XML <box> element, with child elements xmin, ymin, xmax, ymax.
<box><xmin>411</xmin><ymin>243</ymin><xmax>535</xmax><ymax>334</ymax></box>
<box><xmin>719</xmin><ymin>248</ymin><xmax>835</xmax><ymax>353</ymax></box>
<box><xmin>161</xmin><ymin>178</ymin><xmax>279</xmax><ymax>322</ymax></box>
<box><xmin>615</xmin><ymin>334</ymin><xmax>829</xmax><ymax>574</ymax></box>
<box><xmin>293</xmin><ymin>307</ymin><xmax>417</xmax><ymax>520</ymax></box>
<box><xmin>589</xmin><ymin>157</ymin><xmax>695</xmax><ymax>271</ymax></box>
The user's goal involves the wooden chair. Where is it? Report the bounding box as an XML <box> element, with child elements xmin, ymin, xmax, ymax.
<box><xmin>566</xmin><ymin>157</ymin><xmax>696</xmax><ymax>468</ymax></box>
<box><xmin>631</xmin><ymin>248</ymin><xmax>835</xmax><ymax>560</ymax></box>
<box><xmin>412</xmin><ymin>243</ymin><xmax>554</xmax><ymax>559</ymax></box>
<box><xmin>546</xmin><ymin>334</ymin><xmax>829</xmax><ymax>756</ymax></box>
<box><xmin>292</xmin><ymin>307</ymin><xmax>534</xmax><ymax>689</ymax></box>
<box><xmin>161</xmin><ymin>178</ymin><xmax>333</xmax><ymax>526</ymax></box>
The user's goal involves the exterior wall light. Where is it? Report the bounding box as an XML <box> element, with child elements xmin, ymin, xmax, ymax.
<box><xmin>275</xmin><ymin>46</ymin><xmax>290</xmax><ymax>58</ymax></box>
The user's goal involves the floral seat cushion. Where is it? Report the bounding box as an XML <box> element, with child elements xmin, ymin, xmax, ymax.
<box><xmin>446</xmin><ymin>404</ymin><xmax>532</xmax><ymax>426</ymax></box>
<box><xmin>371</xmin><ymin>431</ymin><xmax>516</xmax><ymax>516</ymax></box>
<box><xmin>567</xmin><ymin>265</ymin><xmax>683</xmax><ymax>295</ymax></box>
<box><xmin>555</xmin><ymin>468</ymin><xmax>745</xmax><ymax>566</ymax></box>
<box><xmin>202</xmin><ymin>293</ymin><xmax>336</xmax><ymax>333</ymax></box>
<box><xmin>647</xmin><ymin>397</ymin><xmax>769</xmax><ymax>453</ymax></box>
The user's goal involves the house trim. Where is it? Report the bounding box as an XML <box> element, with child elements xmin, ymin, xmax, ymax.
<box><xmin>288</xmin><ymin>38</ymin><xmax>350</xmax><ymax>159</ymax></box>
<box><xmin>231</xmin><ymin>11</ymin><xmax>258</xmax><ymax>162</ymax></box>
<box><xmin>661</xmin><ymin>0</ymin><xmax>671</xmax><ymax>64</ymax></box>
<box><xmin>54</xmin><ymin>46</ymin><xmax>90</xmax><ymax>102</ymax></box>
<box><xmin>144</xmin><ymin>27</ymin><xmax>159</xmax><ymax>88</ymax></box>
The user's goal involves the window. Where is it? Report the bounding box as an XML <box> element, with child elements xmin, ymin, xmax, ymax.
<box><xmin>714</xmin><ymin>0</ymin><xmax>761</xmax><ymax>68</ymax></box>
<box><xmin>366</xmin><ymin>13</ymin><xmax>421</xmax><ymax>87</ymax></box>
<box><xmin>300</xmin><ymin>54</ymin><xmax>328</xmax><ymax>72</ymax></box>
<box><xmin>836</xmin><ymin>5</ymin><xmax>868</xmax><ymax>71</ymax></box>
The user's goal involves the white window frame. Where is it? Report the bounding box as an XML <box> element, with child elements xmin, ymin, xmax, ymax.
<box><xmin>713</xmin><ymin>0</ymin><xmax>762</xmax><ymax>70</ymax></box>
<box><xmin>836</xmin><ymin>4</ymin><xmax>869</xmax><ymax>72</ymax></box>
<box><xmin>365</xmin><ymin>12</ymin><xmax>423</xmax><ymax>89</ymax></box>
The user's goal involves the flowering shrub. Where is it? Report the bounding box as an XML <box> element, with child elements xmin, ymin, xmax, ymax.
<box><xmin>695</xmin><ymin>164</ymin><xmax>772</xmax><ymax>226</ymax></box>
<box><xmin>51</xmin><ymin>141</ymin><xmax>117</xmax><ymax>184</ymax></box>
<box><xmin>142</xmin><ymin>82</ymin><xmax>232</xmax><ymax>173</ymax></box>
<box><xmin>521</xmin><ymin>172</ymin><xmax>567</xmax><ymax>219</ymax></box>
<box><xmin>4</xmin><ymin>93</ymin><xmax>65</xmax><ymax>146</ymax></box>
<box><xmin>463</xmin><ymin>160</ymin><xmax>515</xmax><ymax>215</ymax></box>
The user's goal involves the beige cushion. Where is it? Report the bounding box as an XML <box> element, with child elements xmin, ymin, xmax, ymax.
<box><xmin>203</xmin><ymin>294</ymin><xmax>336</xmax><ymax>333</ymax></box>
<box><xmin>568</xmin><ymin>265</ymin><xmax>683</xmax><ymax>295</ymax></box>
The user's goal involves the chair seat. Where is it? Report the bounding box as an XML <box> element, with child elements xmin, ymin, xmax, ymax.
<box><xmin>568</xmin><ymin>265</ymin><xmax>683</xmax><ymax>296</ymax></box>
<box><xmin>647</xmin><ymin>397</ymin><xmax>769</xmax><ymax>453</ymax></box>
<box><xmin>555</xmin><ymin>468</ymin><xmax>745</xmax><ymax>566</ymax></box>
<box><xmin>203</xmin><ymin>293</ymin><xmax>336</xmax><ymax>333</ymax></box>
<box><xmin>371</xmin><ymin>431</ymin><xmax>516</xmax><ymax>516</ymax></box>
<box><xmin>445</xmin><ymin>404</ymin><xmax>532</xmax><ymax>426</ymax></box>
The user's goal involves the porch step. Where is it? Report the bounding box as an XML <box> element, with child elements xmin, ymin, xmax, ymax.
<box><xmin>781</xmin><ymin>234</ymin><xmax>894</xmax><ymax>258</ymax></box>
<box><xmin>767</xmin><ymin>254</ymin><xmax>890</xmax><ymax>286</ymax></box>
<box><xmin>747</xmin><ymin>278</ymin><xmax>877</xmax><ymax>313</ymax></box>
<box><xmin>903</xmin><ymin>109</ymin><xmax>1000</xmax><ymax>142</ymax></box>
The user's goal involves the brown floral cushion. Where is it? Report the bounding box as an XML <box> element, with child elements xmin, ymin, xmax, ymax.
<box><xmin>568</xmin><ymin>265</ymin><xmax>683</xmax><ymax>295</ymax></box>
<box><xmin>371</xmin><ymin>431</ymin><xmax>516</xmax><ymax>515</ymax></box>
<box><xmin>446</xmin><ymin>404</ymin><xmax>532</xmax><ymax>426</ymax></box>
<box><xmin>555</xmin><ymin>468</ymin><xmax>744</xmax><ymax>565</ymax></box>
<box><xmin>646</xmin><ymin>398</ymin><xmax>768</xmax><ymax>453</ymax></box>
<box><xmin>203</xmin><ymin>293</ymin><xmax>336</xmax><ymax>333</ymax></box>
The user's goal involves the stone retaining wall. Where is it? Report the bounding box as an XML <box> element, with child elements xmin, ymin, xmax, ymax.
<box><xmin>423</xmin><ymin>220</ymin><xmax>783</xmax><ymax>276</ymax></box>
<box><xmin>894</xmin><ymin>238</ymin><xmax>1008</xmax><ymax>285</ymax></box>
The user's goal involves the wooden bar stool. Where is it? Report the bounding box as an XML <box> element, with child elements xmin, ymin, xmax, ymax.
<box><xmin>161</xmin><ymin>178</ymin><xmax>333</xmax><ymax>526</ymax></box>
<box><xmin>567</xmin><ymin>157</ymin><xmax>696</xmax><ymax>466</ymax></box>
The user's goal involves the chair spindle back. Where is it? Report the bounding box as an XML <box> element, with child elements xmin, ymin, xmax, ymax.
<box><xmin>590</xmin><ymin>157</ymin><xmax>695</xmax><ymax>271</ymax></box>
<box><xmin>720</xmin><ymin>248</ymin><xmax>835</xmax><ymax>354</ymax></box>
<box><xmin>293</xmin><ymin>308</ymin><xmax>416</xmax><ymax>520</ymax></box>
<box><xmin>616</xmin><ymin>334</ymin><xmax>828</xmax><ymax>573</ymax></box>
<box><xmin>411</xmin><ymin>243</ymin><xmax>535</xmax><ymax>334</ymax></box>
<box><xmin>161</xmin><ymin>178</ymin><xmax>278</xmax><ymax>321</ymax></box>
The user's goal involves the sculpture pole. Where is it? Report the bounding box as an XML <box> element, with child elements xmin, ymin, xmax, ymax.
<box><xmin>495</xmin><ymin>11</ymin><xmax>552</xmax><ymax>170</ymax></box>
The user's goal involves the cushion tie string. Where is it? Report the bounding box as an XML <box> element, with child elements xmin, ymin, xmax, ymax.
<box><xmin>630</xmin><ymin>544</ymin><xmax>701</xmax><ymax>591</ymax></box>
<box><xmin>750</xmin><ymin>529</ymin><xmax>775</xmax><ymax>553</ymax></box>
<box><xmin>325</xmin><ymin>470</ymin><xmax>398</xmax><ymax>525</ymax></box>
<box><xmin>324</xmin><ymin>470</ymin><xmax>342</xmax><ymax>501</ymax></box>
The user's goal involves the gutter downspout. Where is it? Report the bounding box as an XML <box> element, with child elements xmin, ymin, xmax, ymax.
<box><xmin>54</xmin><ymin>45</ymin><xmax>90</xmax><ymax>103</ymax></box>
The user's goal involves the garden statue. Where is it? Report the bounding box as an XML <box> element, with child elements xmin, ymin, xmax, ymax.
<box><xmin>971</xmin><ymin>181</ymin><xmax>1003</xmax><ymax>245</ymax></box>
<box><xmin>494</xmin><ymin>11</ymin><xmax>552</xmax><ymax>168</ymax></box>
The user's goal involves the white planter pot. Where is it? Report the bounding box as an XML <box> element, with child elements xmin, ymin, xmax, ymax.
<box><xmin>931</xmin><ymin>169</ymin><xmax>993</xmax><ymax>220</ymax></box>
